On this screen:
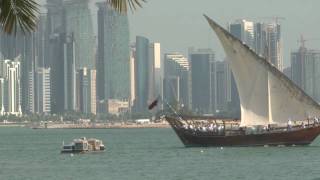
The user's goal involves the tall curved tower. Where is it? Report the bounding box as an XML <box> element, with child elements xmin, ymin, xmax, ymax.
<box><xmin>64</xmin><ymin>0</ymin><xmax>95</xmax><ymax>69</ymax></box>
<box><xmin>96</xmin><ymin>2</ymin><xmax>130</xmax><ymax>108</ymax></box>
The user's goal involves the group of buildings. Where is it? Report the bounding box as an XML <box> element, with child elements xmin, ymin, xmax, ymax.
<box><xmin>0</xmin><ymin>0</ymin><xmax>129</xmax><ymax>116</ymax></box>
<box><xmin>0</xmin><ymin>0</ymin><xmax>319</xmax><ymax>118</ymax></box>
<box><xmin>289</xmin><ymin>40</ymin><xmax>320</xmax><ymax>103</ymax></box>
<box><xmin>155</xmin><ymin>19</ymin><xmax>320</xmax><ymax>116</ymax></box>
<box><xmin>157</xmin><ymin>19</ymin><xmax>284</xmax><ymax>116</ymax></box>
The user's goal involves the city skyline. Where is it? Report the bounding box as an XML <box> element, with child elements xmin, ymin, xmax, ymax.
<box><xmin>128</xmin><ymin>0</ymin><xmax>320</xmax><ymax>67</ymax></box>
<box><xmin>37</xmin><ymin>0</ymin><xmax>320</xmax><ymax>67</ymax></box>
<box><xmin>1</xmin><ymin>1</ymin><xmax>320</xmax><ymax>117</ymax></box>
<box><xmin>2</xmin><ymin>2</ymin><xmax>320</xmax><ymax>180</ymax></box>
<box><xmin>37</xmin><ymin>0</ymin><xmax>320</xmax><ymax>66</ymax></box>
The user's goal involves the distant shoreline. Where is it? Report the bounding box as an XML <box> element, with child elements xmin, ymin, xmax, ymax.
<box><xmin>0</xmin><ymin>124</ymin><xmax>25</xmax><ymax>127</ymax></box>
<box><xmin>30</xmin><ymin>122</ymin><xmax>170</xmax><ymax>129</ymax></box>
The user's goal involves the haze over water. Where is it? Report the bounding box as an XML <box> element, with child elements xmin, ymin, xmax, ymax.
<box><xmin>1</xmin><ymin>127</ymin><xmax>320</xmax><ymax>180</ymax></box>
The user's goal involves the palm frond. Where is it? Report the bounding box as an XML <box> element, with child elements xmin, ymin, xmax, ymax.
<box><xmin>106</xmin><ymin>0</ymin><xmax>146</xmax><ymax>14</ymax></box>
<box><xmin>0</xmin><ymin>0</ymin><xmax>39</xmax><ymax>34</ymax></box>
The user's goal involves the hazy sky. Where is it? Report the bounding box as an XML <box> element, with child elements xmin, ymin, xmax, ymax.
<box><xmin>128</xmin><ymin>0</ymin><xmax>320</xmax><ymax>67</ymax></box>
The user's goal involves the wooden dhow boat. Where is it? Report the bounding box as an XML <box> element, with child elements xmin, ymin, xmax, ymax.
<box><xmin>165</xmin><ymin>15</ymin><xmax>320</xmax><ymax>147</ymax></box>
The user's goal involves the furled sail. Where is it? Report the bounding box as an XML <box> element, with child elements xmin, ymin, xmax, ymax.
<box><xmin>204</xmin><ymin>15</ymin><xmax>320</xmax><ymax>127</ymax></box>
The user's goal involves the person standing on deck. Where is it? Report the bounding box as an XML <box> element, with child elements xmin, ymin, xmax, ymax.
<box><xmin>287</xmin><ymin>119</ymin><xmax>292</xmax><ymax>130</ymax></box>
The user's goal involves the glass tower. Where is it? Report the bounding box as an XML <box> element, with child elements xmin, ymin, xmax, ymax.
<box><xmin>64</xmin><ymin>0</ymin><xmax>95</xmax><ymax>69</ymax></box>
<box><xmin>97</xmin><ymin>2</ymin><xmax>130</xmax><ymax>106</ymax></box>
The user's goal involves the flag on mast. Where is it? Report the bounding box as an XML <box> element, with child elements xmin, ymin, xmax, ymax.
<box><xmin>148</xmin><ymin>96</ymin><xmax>160</xmax><ymax>110</ymax></box>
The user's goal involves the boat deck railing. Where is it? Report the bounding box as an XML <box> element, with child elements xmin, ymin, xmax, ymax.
<box><xmin>166</xmin><ymin>115</ymin><xmax>320</xmax><ymax>136</ymax></box>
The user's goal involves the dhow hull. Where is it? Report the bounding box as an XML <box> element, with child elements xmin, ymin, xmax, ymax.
<box><xmin>166</xmin><ymin>117</ymin><xmax>320</xmax><ymax>147</ymax></box>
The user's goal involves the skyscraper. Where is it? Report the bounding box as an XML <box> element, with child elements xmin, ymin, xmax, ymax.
<box><xmin>229</xmin><ymin>20</ymin><xmax>255</xmax><ymax>48</ymax></box>
<box><xmin>255</xmin><ymin>22</ymin><xmax>283</xmax><ymax>71</ymax></box>
<box><xmin>0</xmin><ymin>78</ymin><xmax>5</xmax><ymax>115</ymax></box>
<box><xmin>64</xmin><ymin>0</ymin><xmax>95</xmax><ymax>69</ymax></box>
<box><xmin>46</xmin><ymin>0</ymin><xmax>66</xmax><ymax>114</ymax></box>
<box><xmin>63</xmin><ymin>34</ymin><xmax>76</xmax><ymax>111</ymax></box>
<box><xmin>149</xmin><ymin>43</ymin><xmax>161</xmax><ymax>103</ymax></box>
<box><xmin>229</xmin><ymin>20</ymin><xmax>283</xmax><ymax>71</ymax></box>
<box><xmin>130</xmin><ymin>47</ymin><xmax>136</xmax><ymax>108</ymax></box>
<box><xmin>190</xmin><ymin>48</ymin><xmax>215</xmax><ymax>114</ymax></box>
<box><xmin>164</xmin><ymin>53</ymin><xmax>191</xmax><ymax>109</ymax></box>
<box><xmin>97</xmin><ymin>2</ymin><xmax>130</xmax><ymax>113</ymax></box>
<box><xmin>8</xmin><ymin>62</ymin><xmax>21</xmax><ymax>115</ymax></box>
<box><xmin>28</xmin><ymin>67</ymin><xmax>51</xmax><ymax>114</ymax></box>
<box><xmin>0</xmin><ymin>58</ymin><xmax>22</xmax><ymax>116</ymax></box>
<box><xmin>291</xmin><ymin>47</ymin><xmax>320</xmax><ymax>102</ymax></box>
<box><xmin>0</xmin><ymin>29</ymin><xmax>35</xmax><ymax>114</ymax></box>
<box><xmin>46</xmin><ymin>0</ymin><xmax>64</xmax><ymax>35</ymax></box>
<box><xmin>215</xmin><ymin>61</ymin><xmax>227</xmax><ymax>112</ymax></box>
<box><xmin>134</xmin><ymin>36</ymin><xmax>150</xmax><ymax>112</ymax></box>
<box><xmin>76</xmin><ymin>67</ymin><xmax>97</xmax><ymax>115</ymax></box>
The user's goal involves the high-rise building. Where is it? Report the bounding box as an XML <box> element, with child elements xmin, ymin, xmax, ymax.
<box><xmin>90</xmin><ymin>70</ymin><xmax>97</xmax><ymax>115</ymax></box>
<box><xmin>215</xmin><ymin>61</ymin><xmax>227</xmax><ymax>112</ymax></box>
<box><xmin>0</xmin><ymin>78</ymin><xmax>5</xmax><ymax>115</ymax></box>
<box><xmin>291</xmin><ymin>47</ymin><xmax>320</xmax><ymax>102</ymax></box>
<box><xmin>64</xmin><ymin>0</ymin><xmax>95</xmax><ymax>69</ymax></box>
<box><xmin>229</xmin><ymin>20</ymin><xmax>255</xmax><ymax>48</ymax></box>
<box><xmin>134</xmin><ymin>36</ymin><xmax>150</xmax><ymax>112</ymax></box>
<box><xmin>152</xmin><ymin>44</ymin><xmax>162</xmax><ymax>94</ymax></box>
<box><xmin>190</xmin><ymin>48</ymin><xmax>215</xmax><ymax>114</ymax></box>
<box><xmin>291</xmin><ymin>47</ymin><xmax>307</xmax><ymax>88</ymax></box>
<box><xmin>130</xmin><ymin>46</ymin><xmax>136</xmax><ymax>108</ymax></box>
<box><xmin>229</xmin><ymin>20</ymin><xmax>283</xmax><ymax>71</ymax></box>
<box><xmin>0</xmin><ymin>29</ymin><xmax>36</xmax><ymax>114</ymax></box>
<box><xmin>63</xmin><ymin>34</ymin><xmax>77</xmax><ymax>111</ymax></box>
<box><xmin>8</xmin><ymin>65</ymin><xmax>21</xmax><ymax>115</ymax></box>
<box><xmin>28</xmin><ymin>67</ymin><xmax>51</xmax><ymax>114</ymax></box>
<box><xmin>46</xmin><ymin>0</ymin><xmax>66</xmax><ymax>114</ymax></box>
<box><xmin>97</xmin><ymin>2</ymin><xmax>130</xmax><ymax>113</ymax></box>
<box><xmin>164</xmin><ymin>53</ymin><xmax>191</xmax><ymax>109</ymax></box>
<box><xmin>76</xmin><ymin>68</ymin><xmax>97</xmax><ymax>115</ymax></box>
<box><xmin>148</xmin><ymin>43</ymin><xmax>161</xmax><ymax>103</ymax></box>
<box><xmin>0</xmin><ymin>58</ymin><xmax>22</xmax><ymax>116</ymax></box>
<box><xmin>163</xmin><ymin>76</ymin><xmax>180</xmax><ymax>107</ymax></box>
<box><xmin>46</xmin><ymin>0</ymin><xmax>65</xmax><ymax>35</ymax></box>
<box><xmin>255</xmin><ymin>22</ymin><xmax>283</xmax><ymax>71</ymax></box>
<box><xmin>28</xmin><ymin>70</ymin><xmax>35</xmax><ymax>113</ymax></box>
<box><xmin>48</xmin><ymin>32</ymin><xmax>65</xmax><ymax>114</ymax></box>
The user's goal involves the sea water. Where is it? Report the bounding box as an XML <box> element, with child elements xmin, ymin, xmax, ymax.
<box><xmin>0</xmin><ymin>127</ymin><xmax>320</xmax><ymax>180</ymax></box>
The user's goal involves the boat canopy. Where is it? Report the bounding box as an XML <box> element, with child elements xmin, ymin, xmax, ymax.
<box><xmin>204</xmin><ymin>15</ymin><xmax>320</xmax><ymax>127</ymax></box>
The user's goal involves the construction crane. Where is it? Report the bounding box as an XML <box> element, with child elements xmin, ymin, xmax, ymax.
<box><xmin>298</xmin><ymin>34</ymin><xmax>320</xmax><ymax>49</ymax></box>
<box><xmin>258</xmin><ymin>16</ymin><xmax>286</xmax><ymax>24</ymax></box>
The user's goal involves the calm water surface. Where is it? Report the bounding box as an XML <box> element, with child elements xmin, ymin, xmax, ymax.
<box><xmin>0</xmin><ymin>127</ymin><xmax>320</xmax><ymax>180</ymax></box>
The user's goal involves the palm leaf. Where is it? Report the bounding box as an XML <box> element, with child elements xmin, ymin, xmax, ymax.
<box><xmin>106</xmin><ymin>0</ymin><xmax>146</xmax><ymax>14</ymax></box>
<box><xmin>0</xmin><ymin>0</ymin><xmax>39</xmax><ymax>34</ymax></box>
